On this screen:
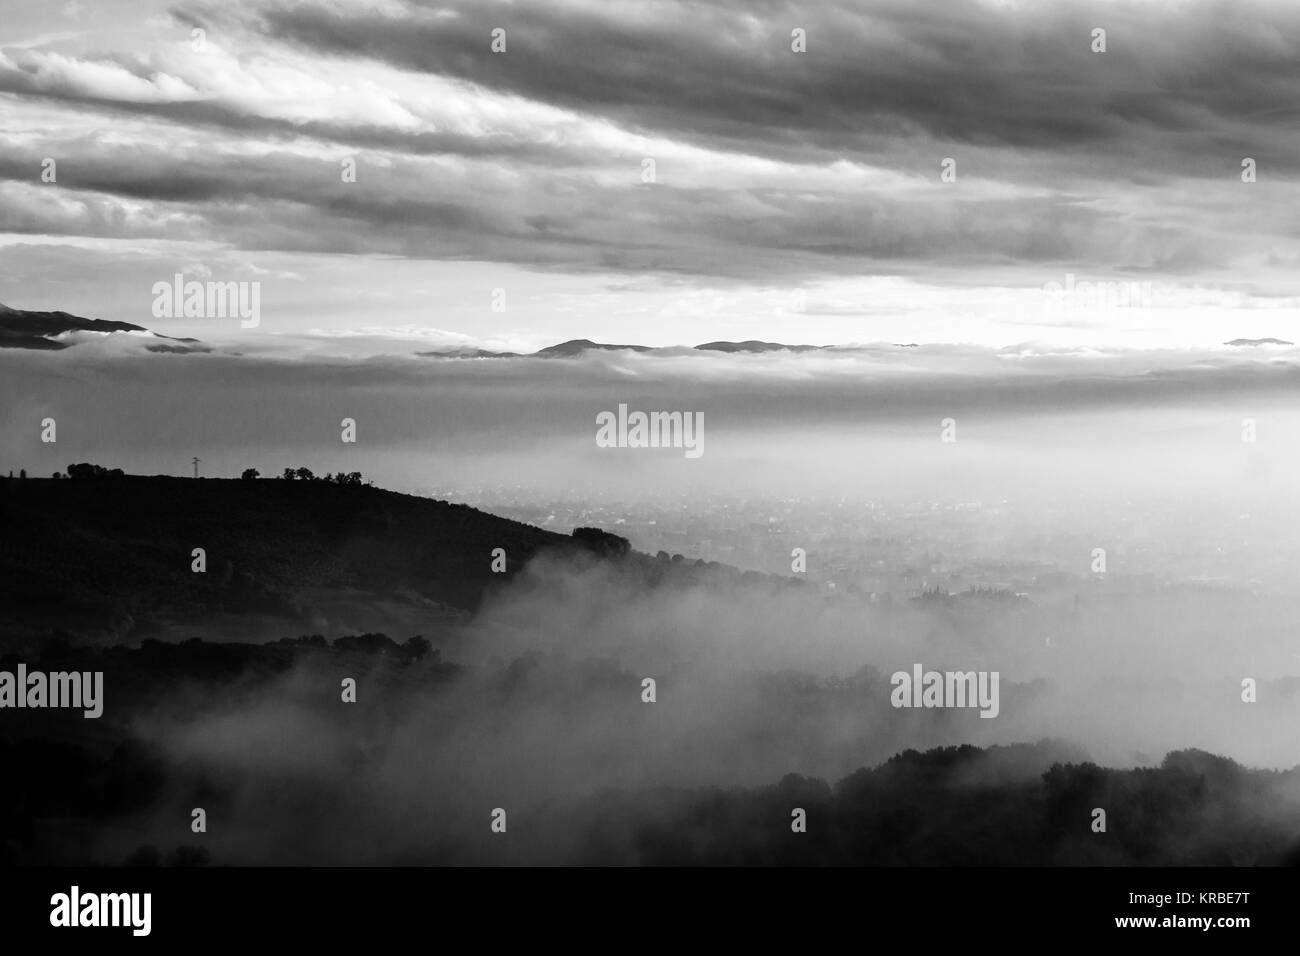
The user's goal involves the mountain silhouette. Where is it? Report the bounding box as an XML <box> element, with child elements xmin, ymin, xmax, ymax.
<box><xmin>11</xmin><ymin>303</ymin><xmax>1297</xmax><ymax>358</ymax></box>
<box><xmin>694</xmin><ymin>340</ymin><xmax>822</xmax><ymax>353</ymax></box>
<box><xmin>0</xmin><ymin>302</ymin><xmax>207</xmax><ymax>351</ymax></box>
<box><xmin>535</xmin><ymin>338</ymin><xmax>655</xmax><ymax>356</ymax></box>
<box><xmin>0</xmin><ymin>472</ymin><xmax>569</xmax><ymax>642</ymax></box>
<box><xmin>0</xmin><ymin>471</ymin><xmax>791</xmax><ymax>645</ymax></box>
<box><xmin>425</xmin><ymin>338</ymin><xmax>840</xmax><ymax>357</ymax></box>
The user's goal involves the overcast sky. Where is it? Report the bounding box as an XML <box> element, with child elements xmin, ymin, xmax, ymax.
<box><xmin>1</xmin><ymin>0</ymin><xmax>1298</xmax><ymax>352</ymax></box>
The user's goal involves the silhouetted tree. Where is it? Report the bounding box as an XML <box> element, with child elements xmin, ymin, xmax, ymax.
<box><xmin>67</xmin><ymin>462</ymin><xmax>121</xmax><ymax>480</ymax></box>
<box><xmin>125</xmin><ymin>845</ymin><xmax>161</xmax><ymax>867</ymax></box>
<box><xmin>295</xmin><ymin>467</ymin><xmax>314</xmax><ymax>482</ymax></box>
<box><xmin>165</xmin><ymin>846</ymin><xmax>210</xmax><ymax>868</ymax></box>
<box><xmin>334</xmin><ymin>632</ymin><xmax>397</xmax><ymax>654</ymax></box>
<box><xmin>572</xmin><ymin>527</ymin><xmax>631</xmax><ymax>558</ymax></box>
<box><xmin>403</xmin><ymin>635</ymin><xmax>432</xmax><ymax>661</ymax></box>
<box><xmin>241</xmin><ymin>468</ymin><xmax>259</xmax><ymax>480</ymax></box>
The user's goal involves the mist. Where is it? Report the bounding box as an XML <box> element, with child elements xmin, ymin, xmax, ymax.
<box><xmin>6</xmin><ymin>342</ymin><xmax>1300</xmax><ymax>864</ymax></box>
<box><xmin>86</xmin><ymin>543</ymin><xmax>1300</xmax><ymax>865</ymax></box>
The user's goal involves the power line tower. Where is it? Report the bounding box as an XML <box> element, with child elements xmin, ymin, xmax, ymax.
<box><xmin>192</xmin><ymin>456</ymin><xmax>201</xmax><ymax>479</ymax></box>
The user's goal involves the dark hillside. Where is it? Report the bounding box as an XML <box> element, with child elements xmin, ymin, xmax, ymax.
<box><xmin>0</xmin><ymin>474</ymin><xmax>568</xmax><ymax>643</ymax></box>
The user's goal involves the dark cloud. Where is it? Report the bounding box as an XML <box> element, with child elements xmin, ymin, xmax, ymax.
<box><xmin>0</xmin><ymin>137</ymin><xmax>1266</xmax><ymax>279</ymax></box>
<box><xmin>1</xmin><ymin>0</ymin><xmax>1297</xmax><ymax>289</ymax></box>
<box><xmin>252</xmin><ymin>0</ymin><xmax>1300</xmax><ymax>165</ymax></box>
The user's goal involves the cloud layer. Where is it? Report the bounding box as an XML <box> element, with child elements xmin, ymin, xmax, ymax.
<box><xmin>1</xmin><ymin>0</ymin><xmax>1298</xmax><ymax>346</ymax></box>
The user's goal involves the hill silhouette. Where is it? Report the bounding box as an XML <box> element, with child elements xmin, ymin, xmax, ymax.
<box><xmin>694</xmin><ymin>340</ymin><xmax>822</xmax><ymax>353</ymax></box>
<box><xmin>535</xmin><ymin>338</ymin><xmax>655</xmax><ymax>356</ymax></box>
<box><xmin>0</xmin><ymin>472</ymin><xmax>574</xmax><ymax>644</ymax></box>
<box><xmin>0</xmin><ymin>302</ymin><xmax>208</xmax><ymax>352</ymax></box>
<box><xmin>0</xmin><ymin>302</ymin><xmax>147</xmax><ymax>349</ymax></box>
<box><xmin>0</xmin><ymin>470</ymin><xmax>792</xmax><ymax>646</ymax></box>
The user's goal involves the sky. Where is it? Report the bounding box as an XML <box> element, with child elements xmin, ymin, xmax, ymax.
<box><xmin>1</xmin><ymin>0</ymin><xmax>1298</xmax><ymax>352</ymax></box>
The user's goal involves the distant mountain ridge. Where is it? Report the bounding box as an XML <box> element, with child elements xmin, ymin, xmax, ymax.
<box><xmin>0</xmin><ymin>302</ymin><xmax>207</xmax><ymax>352</ymax></box>
<box><xmin>0</xmin><ymin>302</ymin><xmax>148</xmax><ymax>350</ymax></box>
<box><xmin>9</xmin><ymin>302</ymin><xmax>1297</xmax><ymax>357</ymax></box>
<box><xmin>535</xmin><ymin>338</ymin><xmax>655</xmax><ymax>356</ymax></box>
<box><xmin>0</xmin><ymin>307</ymin><xmax>838</xmax><ymax>356</ymax></box>
<box><xmin>695</xmin><ymin>340</ymin><xmax>822</xmax><ymax>353</ymax></box>
<box><xmin>423</xmin><ymin>337</ymin><xmax>835</xmax><ymax>358</ymax></box>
